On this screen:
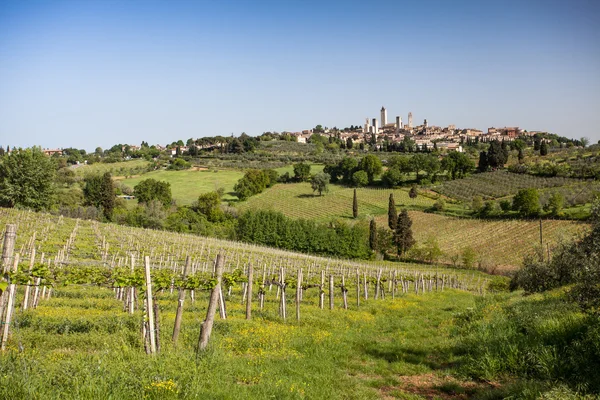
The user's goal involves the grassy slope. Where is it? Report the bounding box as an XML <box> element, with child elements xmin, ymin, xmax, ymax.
<box><xmin>236</xmin><ymin>183</ymin><xmax>589</xmax><ymax>269</ymax></box>
<box><xmin>72</xmin><ymin>159</ymin><xmax>150</xmax><ymax>177</ymax></box>
<box><xmin>238</xmin><ymin>183</ymin><xmax>436</xmax><ymax>221</ymax></box>
<box><xmin>121</xmin><ymin>168</ymin><xmax>245</xmax><ymax>204</ymax></box>
<box><xmin>1</xmin><ymin>284</ymin><xmax>492</xmax><ymax>399</ymax></box>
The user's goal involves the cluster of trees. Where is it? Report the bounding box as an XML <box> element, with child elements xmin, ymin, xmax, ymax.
<box><xmin>236</xmin><ymin>210</ymin><xmax>373</xmax><ymax>259</ymax></box>
<box><xmin>471</xmin><ymin>187</ymin><xmax>565</xmax><ymax>218</ymax></box>
<box><xmin>478</xmin><ymin>140</ymin><xmax>510</xmax><ymax>172</ymax></box>
<box><xmin>324</xmin><ymin>155</ymin><xmax>383</xmax><ymax>186</ymax></box>
<box><xmin>233</xmin><ymin>169</ymin><xmax>278</xmax><ymax>200</ymax></box>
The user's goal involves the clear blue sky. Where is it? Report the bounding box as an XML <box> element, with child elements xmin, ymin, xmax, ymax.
<box><xmin>1</xmin><ymin>0</ymin><xmax>599</xmax><ymax>151</ymax></box>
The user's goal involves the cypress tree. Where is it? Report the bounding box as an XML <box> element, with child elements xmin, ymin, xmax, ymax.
<box><xmin>369</xmin><ymin>219</ymin><xmax>377</xmax><ymax>252</ymax></box>
<box><xmin>352</xmin><ymin>188</ymin><xmax>358</xmax><ymax>218</ymax></box>
<box><xmin>395</xmin><ymin>209</ymin><xmax>415</xmax><ymax>257</ymax></box>
<box><xmin>388</xmin><ymin>193</ymin><xmax>397</xmax><ymax>230</ymax></box>
<box><xmin>101</xmin><ymin>172</ymin><xmax>115</xmax><ymax>221</ymax></box>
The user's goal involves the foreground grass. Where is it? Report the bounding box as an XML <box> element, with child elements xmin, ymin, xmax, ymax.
<box><xmin>121</xmin><ymin>168</ymin><xmax>244</xmax><ymax>204</ymax></box>
<box><xmin>1</xmin><ymin>285</ymin><xmax>483</xmax><ymax>399</ymax></box>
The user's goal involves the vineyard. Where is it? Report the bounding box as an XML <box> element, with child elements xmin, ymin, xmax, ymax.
<box><xmin>0</xmin><ymin>209</ymin><xmax>496</xmax><ymax>398</ymax></box>
<box><xmin>73</xmin><ymin>159</ymin><xmax>151</xmax><ymax>178</ymax></box>
<box><xmin>433</xmin><ymin>170</ymin><xmax>589</xmax><ymax>202</ymax></box>
<box><xmin>238</xmin><ymin>183</ymin><xmax>436</xmax><ymax>221</ymax></box>
<box><xmin>392</xmin><ymin>211</ymin><xmax>588</xmax><ymax>270</ymax></box>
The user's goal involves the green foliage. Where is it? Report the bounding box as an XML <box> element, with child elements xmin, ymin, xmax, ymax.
<box><xmin>310</xmin><ymin>172</ymin><xmax>329</xmax><ymax>196</ymax></box>
<box><xmin>236</xmin><ymin>210</ymin><xmax>372</xmax><ymax>259</ymax></box>
<box><xmin>433</xmin><ymin>198</ymin><xmax>445</xmax><ymax>212</ymax></box>
<box><xmin>471</xmin><ymin>196</ymin><xmax>483</xmax><ymax>213</ymax></box>
<box><xmin>409</xmin><ymin>185</ymin><xmax>418</xmax><ymax>199</ymax></box>
<box><xmin>293</xmin><ymin>162</ymin><xmax>311</xmax><ymax>182</ymax></box>
<box><xmin>369</xmin><ymin>219</ymin><xmax>377</xmax><ymax>252</ymax></box>
<box><xmin>456</xmin><ymin>294</ymin><xmax>600</xmax><ymax>394</ymax></box>
<box><xmin>546</xmin><ymin>192</ymin><xmax>564</xmax><ymax>216</ymax></box>
<box><xmin>358</xmin><ymin>155</ymin><xmax>382</xmax><ymax>184</ymax></box>
<box><xmin>233</xmin><ymin>169</ymin><xmax>273</xmax><ymax>201</ymax></box>
<box><xmin>0</xmin><ymin>147</ymin><xmax>56</xmax><ymax>211</ymax></box>
<box><xmin>513</xmin><ymin>188</ymin><xmax>540</xmax><ymax>217</ymax></box>
<box><xmin>196</xmin><ymin>191</ymin><xmax>224</xmax><ymax>222</ymax></box>
<box><xmin>82</xmin><ymin>172</ymin><xmax>115</xmax><ymax>220</ymax></box>
<box><xmin>168</xmin><ymin>158</ymin><xmax>191</xmax><ymax>170</ymax></box>
<box><xmin>351</xmin><ymin>170</ymin><xmax>368</xmax><ymax>187</ymax></box>
<box><xmin>395</xmin><ymin>209</ymin><xmax>415</xmax><ymax>256</ymax></box>
<box><xmin>133</xmin><ymin>179</ymin><xmax>172</xmax><ymax>207</ymax></box>
<box><xmin>352</xmin><ymin>188</ymin><xmax>358</xmax><ymax>218</ymax></box>
<box><xmin>462</xmin><ymin>247</ymin><xmax>477</xmax><ymax>269</ymax></box>
<box><xmin>388</xmin><ymin>193</ymin><xmax>397</xmax><ymax>230</ymax></box>
<box><xmin>441</xmin><ymin>151</ymin><xmax>475</xmax><ymax>180</ymax></box>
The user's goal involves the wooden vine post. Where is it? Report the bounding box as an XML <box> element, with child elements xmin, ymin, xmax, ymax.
<box><xmin>129</xmin><ymin>255</ymin><xmax>136</xmax><ymax>314</ymax></box>
<box><xmin>144</xmin><ymin>256</ymin><xmax>157</xmax><ymax>354</ymax></box>
<box><xmin>356</xmin><ymin>269</ymin><xmax>360</xmax><ymax>308</ymax></box>
<box><xmin>22</xmin><ymin>243</ymin><xmax>35</xmax><ymax>311</ymax></box>
<box><xmin>245</xmin><ymin>263</ymin><xmax>253</xmax><ymax>320</ymax></box>
<box><xmin>198</xmin><ymin>254</ymin><xmax>224</xmax><ymax>352</ymax></box>
<box><xmin>172</xmin><ymin>255</ymin><xmax>190</xmax><ymax>345</ymax></box>
<box><xmin>279</xmin><ymin>267</ymin><xmax>287</xmax><ymax>321</ymax></box>
<box><xmin>295</xmin><ymin>268</ymin><xmax>302</xmax><ymax>322</ymax></box>
<box><xmin>329</xmin><ymin>274</ymin><xmax>334</xmax><ymax>310</ymax></box>
<box><xmin>0</xmin><ymin>224</ymin><xmax>17</xmax><ymax>343</ymax></box>
<box><xmin>1</xmin><ymin>253</ymin><xmax>19</xmax><ymax>351</ymax></box>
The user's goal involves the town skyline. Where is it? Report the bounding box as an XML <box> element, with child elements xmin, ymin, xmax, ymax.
<box><xmin>1</xmin><ymin>0</ymin><xmax>599</xmax><ymax>150</ymax></box>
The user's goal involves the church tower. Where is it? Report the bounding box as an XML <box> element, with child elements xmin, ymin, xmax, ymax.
<box><xmin>380</xmin><ymin>106</ymin><xmax>387</xmax><ymax>127</ymax></box>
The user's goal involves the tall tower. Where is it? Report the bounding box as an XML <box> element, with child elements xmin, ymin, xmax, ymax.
<box><xmin>408</xmin><ymin>112</ymin><xmax>413</xmax><ymax>129</ymax></box>
<box><xmin>372</xmin><ymin>118</ymin><xmax>379</xmax><ymax>141</ymax></box>
<box><xmin>364</xmin><ymin>117</ymin><xmax>370</xmax><ymax>134</ymax></box>
<box><xmin>424</xmin><ymin>119</ymin><xmax>428</xmax><ymax>128</ymax></box>
<box><xmin>380</xmin><ymin>106</ymin><xmax>387</xmax><ymax>127</ymax></box>
<box><xmin>395</xmin><ymin>116</ymin><xmax>400</xmax><ymax>135</ymax></box>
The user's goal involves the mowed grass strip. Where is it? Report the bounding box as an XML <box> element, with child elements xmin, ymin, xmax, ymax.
<box><xmin>237</xmin><ymin>183</ymin><xmax>436</xmax><ymax>221</ymax></box>
<box><xmin>121</xmin><ymin>168</ymin><xmax>244</xmax><ymax>204</ymax></box>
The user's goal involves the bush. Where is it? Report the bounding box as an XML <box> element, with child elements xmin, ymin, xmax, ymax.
<box><xmin>462</xmin><ymin>247</ymin><xmax>477</xmax><ymax>269</ymax></box>
<box><xmin>432</xmin><ymin>198</ymin><xmax>445</xmax><ymax>212</ymax></box>
<box><xmin>513</xmin><ymin>188</ymin><xmax>540</xmax><ymax>217</ymax></box>
<box><xmin>352</xmin><ymin>170</ymin><xmax>368</xmax><ymax>187</ymax></box>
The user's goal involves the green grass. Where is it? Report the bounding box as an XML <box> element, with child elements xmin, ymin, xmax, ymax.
<box><xmin>0</xmin><ymin>284</ymin><xmax>486</xmax><ymax>399</ymax></box>
<box><xmin>121</xmin><ymin>168</ymin><xmax>245</xmax><ymax>204</ymax></box>
<box><xmin>237</xmin><ymin>183</ymin><xmax>436</xmax><ymax>221</ymax></box>
<box><xmin>73</xmin><ymin>159</ymin><xmax>150</xmax><ymax>177</ymax></box>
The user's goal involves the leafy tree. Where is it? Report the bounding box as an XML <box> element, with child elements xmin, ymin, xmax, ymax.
<box><xmin>352</xmin><ymin>170</ymin><xmax>368</xmax><ymax>187</ymax></box>
<box><xmin>134</xmin><ymin>178</ymin><xmax>172</xmax><ymax>207</ymax></box>
<box><xmin>540</xmin><ymin>141</ymin><xmax>548</xmax><ymax>156</ymax></box>
<box><xmin>358</xmin><ymin>155</ymin><xmax>382</xmax><ymax>184</ymax></box>
<box><xmin>352</xmin><ymin>188</ymin><xmax>358</xmax><ymax>218</ymax></box>
<box><xmin>395</xmin><ymin>209</ymin><xmax>415</xmax><ymax>257</ymax></box>
<box><xmin>512</xmin><ymin>188</ymin><xmax>540</xmax><ymax>217</ymax></box>
<box><xmin>346</xmin><ymin>138</ymin><xmax>353</xmax><ymax>149</ymax></box>
<box><xmin>381</xmin><ymin>167</ymin><xmax>404</xmax><ymax>187</ymax></box>
<box><xmin>388</xmin><ymin>193</ymin><xmax>397</xmax><ymax>231</ymax></box>
<box><xmin>517</xmin><ymin>148</ymin><xmax>525</xmax><ymax>163</ymax></box>
<box><xmin>499</xmin><ymin>199</ymin><xmax>512</xmax><ymax>213</ymax></box>
<box><xmin>0</xmin><ymin>147</ymin><xmax>56</xmax><ymax>211</ymax></box>
<box><xmin>462</xmin><ymin>247</ymin><xmax>477</xmax><ymax>269</ymax></box>
<box><xmin>441</xmin><ymin>152</ymin><xmax>475</xmax><ymax>180</ymax></box>
<box><xmin>293</xmin><ymin>162</ymin><xmax>311</xmax><ymax>182</ymax></box>
<box><xmin>422</xmin><ymin>236</ymin><xmax>443</xmax><ymax>264</ymax></box>
<box><xmin>546</xmin><ymin>192</ymin><xmax>564</xmax><ymax>216</ymax></box>
<box><xmin>196</xmin><ymin>191</ymin><xmax>224</xmax><ymax>222</ymax></box>
<box><xmin>83</xmin><ymin>172</ymin><xmax>115</xmax><ymax>220</ymax></box>
<box><xmin>486</xmin><ymin>140</ymin><xmax>508</xmax><ymax>169</ymax></box>
<box><xmin>369</xmin><ymin>219</ymin><xmax>377</xmax><ymax>252</ymax></box>
<box><xmin>472</xmin><ymin>196</ymin><xmax>483</xmax><ymax>213</ymax></box>
<box><xmin>409</xmin><ymin>185</ymin><xmax>418</xmax><ymax>199</ymax></box>
<box><xmin>580</xmin><ymin>137</ymin><xmax>589</xmax><ymax>148</ymax></box>
<box><xmin>311</xmin><ymin>173</ymin><xmax>329</xmax><ymax>196</ymax></box>
<box><xmin>234</xmin><ymin>169</ymin><xmax>271</xmax><ymax>200</ymax></box>
<box><xmin>339</xmin><ymin>157</ymin><xmax>359</xmax><ymax>183</ymax></box>
<box><xmin>478</xmin><ymin>151</ymin><xmax>489</xmax><ymax>172</ymax></box>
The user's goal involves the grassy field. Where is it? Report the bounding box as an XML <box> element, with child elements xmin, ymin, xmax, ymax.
<box><xmin>72</xmin><ymin>159</ymin><xmax>150</xmax><ymax>178</ymax></box>
<box><xmin>238</xmin><ymin>183</ymin><xmax>437</xmax><ymax>221</ymax></box>
<box><xmin>1</xmin><ymin>282</ymin><xmax>502</xmax><ymax>399</ymax></box>
<box><xmin>121</xmin><ymin>168</ymin><xmax>245</xmax><ymax>204</ymax></box>
<box><xmin>236</xmin><ymin>183</ymin><xmax>589</xmax><ymax>269</ymax></box>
